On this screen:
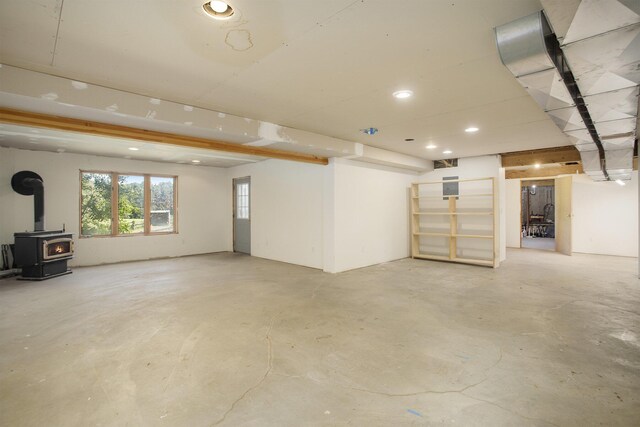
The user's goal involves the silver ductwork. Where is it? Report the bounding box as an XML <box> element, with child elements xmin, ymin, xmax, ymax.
<box><xmin>496</xmin><ymin>1</ymin><xmax>640</xmax><ymax>182</ymax></box>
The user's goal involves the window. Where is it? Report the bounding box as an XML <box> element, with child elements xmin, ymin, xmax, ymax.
<box><xmin>150</xmin><ymin>176</ymin><xmax>175</xmax><ymax>233</ymax></box>
<box><xmin>236</xmin><ymin>182</ymin><xmax>249</xmax><ymax>219</ymax></box>
<box><xmin>118</xmin><ymin>175</ymin><xmax>145</xmax><ymax>234</ymax></box>
<box><xmin>80</xmin><ymin>171</ymin><xmax>177</xmax><ymax>237</ymax></box>
<box><xmin>81</xmin><ymin>173</ymin><xmax>113</xmax><ymax>236</ymax></box>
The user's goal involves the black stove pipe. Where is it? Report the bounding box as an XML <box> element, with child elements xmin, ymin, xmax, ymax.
<box><xmin>23</xmin><ymin>178</ymin><xmax>45</xmax><ymax>232</ymax></box>
<box><xmin>11</xmin><ymin>171</ymin><xmax>46</xmax><ymax>232</ymax></box>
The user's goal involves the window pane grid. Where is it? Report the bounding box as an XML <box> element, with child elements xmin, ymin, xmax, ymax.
<box><xmin>237</xmin><ymin>183</ymin><xmax>249</xmax><ymax>219</ymax></box>
<box><xmin>80</xmin><ymin>172</ymin><xmax>176</xmax><ymax>237</ymax></box>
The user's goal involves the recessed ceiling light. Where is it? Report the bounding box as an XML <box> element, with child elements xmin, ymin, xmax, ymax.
<box><xmin>203</xmin><ymin>1</ymin><xmax>234</xmax><ymax>19</ymax></box>
<box><xmin>465</xmin><ymin>126</ymin><xmax>479</xmax><ymax>133</ymax></box>
<box><xmin>425</xmin><ymin>144</ymin><xmax>437</xmax><ymax>149</ymax></box>
<box><xmin>128</xmin><ymin>147</ymin><xmax>139</xmax><ymax>151</ymax></box>
<box><xmin>192</xmin><ymin>160</ymin><xmax>201</xmax><ymax>163</ymax></box>
<box><xmin>443</xmin><ymin>150</ymin><xmax>453</xmax><ymax>155</ymax></box>
<box><xmin>615</xmin><ymin>179</ymin><xmax>626</xmax><ymax>186</ymax></box>
<box><xmin>534</xmin><ymin>163</ymin><xmax>541</xmax><ymax>169</ymax></box>
<box><xmin>393</xmin><ymin>90</ymin><xmax>413</xmax><ymax>99</ymax></box>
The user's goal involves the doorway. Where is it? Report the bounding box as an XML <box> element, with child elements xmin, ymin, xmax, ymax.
<box><xmin>521</xmin><ymin>179</ymin><xmax>555</xmax><ymax>251</ymax></box>
<box><xmin>233</xmin><ymin>177</ymin><xmax>251</xmax><ymax>254</ymax></box>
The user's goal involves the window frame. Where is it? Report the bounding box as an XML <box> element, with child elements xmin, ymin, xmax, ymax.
<box><xmin>79</xmin><ymin>170</ymin><xmax>178</xmax><ymax>238</ymax></box>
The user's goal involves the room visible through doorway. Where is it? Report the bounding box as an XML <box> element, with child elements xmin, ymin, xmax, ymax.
<box><xmin>521</xmin><ymin>179</ymin><xmax>555</xmax><ymax>251</ymax></box>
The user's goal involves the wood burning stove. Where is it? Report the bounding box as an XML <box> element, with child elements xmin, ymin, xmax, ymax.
<box><xmin>14</xmin><ymin>231</ymin><xmax>73</xmax><ymax>280</ymax></box>
<box><xmin>11</xmin><ymin>170</ymin><xmax>74</xmax><ymax>280</ymax></box>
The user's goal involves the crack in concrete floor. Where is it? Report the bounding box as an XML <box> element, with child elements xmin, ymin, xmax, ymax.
<box><xmin>210</xmin><ymin>314</ymin><xmax>279</xmax><ymax>426</ymax></box>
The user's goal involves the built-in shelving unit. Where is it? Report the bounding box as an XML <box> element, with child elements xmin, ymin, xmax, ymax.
<box><xmin>411</xmin><ymin>177</ymin><xmax>499</xmax><ymax>268</ymax></box>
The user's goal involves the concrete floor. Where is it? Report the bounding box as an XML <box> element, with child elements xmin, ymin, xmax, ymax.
<box><xmin>522</xmin><ymin>237</ymin><xmax>556</xmax><ymax>251</ymax></box>
<box><xmin>0</xmin><ymin>250</ymin><xmax>639</xmax><ymax>426</ymax></box>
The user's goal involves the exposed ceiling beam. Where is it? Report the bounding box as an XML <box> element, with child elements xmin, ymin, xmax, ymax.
<box><xmin>501</xmin><ymin>146</ymin><xmax>581</xmax><ymax>167</ymax></box>
<box><xmin>506</xmin><ymin>164</ymin><xmax>584</xmax><ymax>179</ymax></box>
<box><xmin>0</xmin><ymin>107</ymin><xmax>329</xmax><ymax>166</ymax></box>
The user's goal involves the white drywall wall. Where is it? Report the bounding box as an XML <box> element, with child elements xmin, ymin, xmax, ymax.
<box><xmin>326</xmin><ymin>158</ymin><xmax>416</xmax><ymax>273</ymax></box>
<box><xmin>572</xmin><ymin>172</ymin><xmax>638</xmax><ymax>257</ymax></box>
<box><xmin>505</xmin><ymin>179</ymin><xmax>522</xmax><ymax>248</ymax></box>
<box><xmin>419</xmin><ymin>155</ymin><xmax>506</xmax><ymax>262</ymax></box>
<box><xmin>227</xmin><ymin>159</ymin><xmax>324</xmax><ymax>269</ymax></box>
<box><xmin>0</xmin><ymin>147</ymin><xmax>230</xmax><ymax>266</ymax></box>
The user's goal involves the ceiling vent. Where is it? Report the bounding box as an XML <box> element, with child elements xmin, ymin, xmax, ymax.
<box><xmin>434</xmin><ymin>159</ymin><xmax>458</xmax><ymax>169</ymax></box>
<box><xmin>495</xmin><ymin>2</ymin><xmax>640</xmax><ymax>182</ymax></box>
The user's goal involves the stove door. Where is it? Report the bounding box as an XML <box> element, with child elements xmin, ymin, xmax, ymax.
<box><xmin>42</xmin><ymin>238</ymin><xmax>74</xmax><ymax>260</ymax></box>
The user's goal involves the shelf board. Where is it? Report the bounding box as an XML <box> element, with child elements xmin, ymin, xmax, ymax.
<box><xmin>413</xmin><ymin>232</ymin><xmax>492</xmax><ymax>239</ymax></box>
<box><xmin>413</xmin><ymin>253</ymin><xmax>494</xmax><ymax>267</ymax></box>
<box><xmin>413</xmin><ymin>212</ymin><xmax>493</xmax><ymax>216</ymax></box>
<box><xmin>412</xmin><ymin>193</ymin><xmax>493</xmax><ymax>199</ymax></box>
<box><xmin>412</xmin><ymin>253</ymin><xmax>451</xmax><ymax>262</ymax></box>
<box><xmin>412</xmin><ymin>177</ymin><xmax>494</xmax><ymax>185</ymax></box>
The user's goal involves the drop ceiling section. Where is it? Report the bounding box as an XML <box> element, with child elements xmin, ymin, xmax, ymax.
<box><xmin>0</xmin><ymin>123</ymin><xmax>265</xmax><ymax>167</ymax></box>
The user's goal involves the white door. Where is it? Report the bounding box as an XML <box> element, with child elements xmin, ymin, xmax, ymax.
<box><xmin>233</xmin><ymin>177</ymin><xmax>251</xmax><ymax>254</ymax></box>
<box><xmin>555</xmin><ymin>175</ymin><xmax>572</xmax><ymax>255</ymax></box>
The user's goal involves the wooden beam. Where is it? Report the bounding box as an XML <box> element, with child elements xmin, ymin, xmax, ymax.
<box><xmin>506</xmin><ymin>163</ymin><xmax>583</xmax><ymax>179</ymax></box>
<box><xmin>0</xmin><ymin>107</ymin><xmax>329</xmax><ymax>166</ymax></box>
<box><xmin>501</xmin><ymin>146</ymin><xmax>581</xmax><ymax>167</ymax></box>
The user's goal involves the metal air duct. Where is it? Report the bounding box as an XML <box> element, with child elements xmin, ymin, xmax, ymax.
<box><xmin>496</xmin><ymin>2</ymin><xmax>640</xmax><ymax>182</ymax></box>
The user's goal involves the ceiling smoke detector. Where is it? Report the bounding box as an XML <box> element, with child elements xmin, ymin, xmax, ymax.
<box><xmin>203</xmin><ymin>1</ymin><xmax>234</xmax><ymax>20</ymax></box>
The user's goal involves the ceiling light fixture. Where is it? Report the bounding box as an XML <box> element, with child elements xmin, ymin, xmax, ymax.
<box><xmin>393</xmin><ymin>90</ymin><xmax>413</xmax><ymax>99</ymax></box>
<box><xmin>534</xmin><ymin>163</ymin><xmax>541</xmax><ymax>169</ymax></box>
<box><xmin>203</xmin><ymin>1</ymin><xmax>234</xmax><ymax>19</ymax></box>
<box><xmin>615</xmin><ymin>179</ymin><xmax>626</xmax><ymax>186</ymax></box>
<box><xmin>128</xmin><ymin>147</ymin><xmax>139</xmax><ymax>151</ymax></box>
<box><xmin>443</xmin><ymin>150</ymin><xmax>453</xmax><ymax>155</ymax></box>
<box><xmin>192</xmin><ymin>160</ymin><xmax>201</xmax><ymax>163</ymax></box>
<box><xmin>425</xmin><ymin>144</ymin><xmax>437</xmax><ymax>149</ymax></box>
<box><xmin>465</xmin><ymin>126</ymin><xmax>479</xmax><ymax>133</ymax></box>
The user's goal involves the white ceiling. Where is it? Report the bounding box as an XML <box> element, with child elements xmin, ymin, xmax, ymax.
<box><xmin>0</xmin><ymin>0</ymin><xmax>571</xmax><ymax>161</ymax></box>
